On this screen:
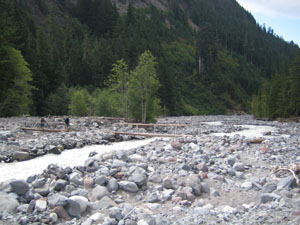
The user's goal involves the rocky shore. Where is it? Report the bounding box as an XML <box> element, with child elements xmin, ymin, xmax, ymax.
<box><xmin>0</xmin><ymin>115</ymin><xmax>300</xmax><ymax>225</ymax></box>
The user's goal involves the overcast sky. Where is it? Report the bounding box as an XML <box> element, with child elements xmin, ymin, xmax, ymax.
<box><xmin>236</xmin><ymin>0</ymin><xmax>300</xmax><ymax>45</ymax></box>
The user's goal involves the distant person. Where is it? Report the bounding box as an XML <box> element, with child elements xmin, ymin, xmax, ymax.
<box><xmin>64</xmin><ymin>117</ymin><xmax>70</xmax><ymax>130</ymax></box>
<box><xmin>40</xmin><ymin>117</ymin><xmax>46</xmax><ymax>128</ymax></box>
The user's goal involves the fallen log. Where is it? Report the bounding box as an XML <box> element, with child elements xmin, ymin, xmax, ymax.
<box><xmin>21</xmin><ymin>127</ymin><xmax>69</xmax><ymax>132</ymax></box>
<box><xmin>112</xmin><ymin>131</ymin><xmax>191</xmax><ymax>138</ymax></box>
<box><xmin>119</xmin><ymin>123</ymin><xmax>187</xmax><ymax>128</ymax></box>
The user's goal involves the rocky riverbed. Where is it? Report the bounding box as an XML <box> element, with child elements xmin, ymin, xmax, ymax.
<box><xmin>0</xmin><ymin>115</ymin><xmax>300</xmax><ymax>225</ymax></box>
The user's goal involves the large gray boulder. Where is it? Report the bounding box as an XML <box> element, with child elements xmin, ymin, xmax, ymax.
<box><xmin>0</xmin><ymin>191</ymin><xmax>19</xmax><ymax>212</ymax></box>
<box><xmin>10</xmin><ymin>180</ymin><xmax>30</xmax><ymax>195</ymax></box>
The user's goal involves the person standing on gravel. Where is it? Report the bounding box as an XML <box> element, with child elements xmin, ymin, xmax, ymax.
<box><xmin>40</xmin><ymin>117</ymin><xmax>46</xmax><ymax>128</ymax></box>
<box><xmin>64</xmin><ymin>117</ymin><xmax>70</xmax><ymax>130</ymax></box>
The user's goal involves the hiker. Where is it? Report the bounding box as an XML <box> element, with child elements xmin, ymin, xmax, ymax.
<box><xmin>40</xmin><ymin>117</ymin><xmax>46</xmax><ymax>128</ymax></box>
<box><xmin>64</xmin><ymin>117</ymin><xmax>70</xmax><ymax>130</ymax></box>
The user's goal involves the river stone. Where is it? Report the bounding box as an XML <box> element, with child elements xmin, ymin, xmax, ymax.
<box><xmin>277</xmin><ymin>175</ymin><xmax>296</xmax><ymax>190</ymax></box>
<box><xmin>128</xmin><ymin>167</ymin><xmax>148</xmax><ymax>187</ymax></box>
<box><xmin>52</xmin><ymin>206</ymin><xmax>71</xmax><ymax>220</ymax></box>
<box><xmin>119</xmin><ymin>181</ymin><xmax>139</xmax><ymax>193</ymax></box>
<box><xmin>185</xmin><ymin>174</ymin><xmax>202</xmax><ymax>196</ymax></box>
<box><xmin>84</xmin><ymin>177</ymin><xmax>94</xmax><ymax>189</ymax></box>
<box><xmin>107</xmin><ymin>178</ymin><xmax>119</xmax><ymax>192</ymax></box>
<box><xmin>47</xmin><ymin>145</ymin><xmax>61</xmax><ymax>154</ymax></box>
<box><xmin>12</xmin><ymin>151</ymin><xmax>31</xmax><ymax>161</ymax></box>
<box><xmin>35</xmin><ymin>186</ymin><xmax>50</xmax><ymax>196</ymax></box>
<box><xmin>262</xmin><ymin>183</ymin><xmax>277</xmax><ymax>193</ymax></box>
<box><xmin>70</xmin><ymin>195</ymin><xmax>88</xmax><ymax>213</ymax></box>
<box><xmin>95</xmin><ymin>175</ymin><xmax>107</xmax><ymax>186</ymax></box>
<box><xmin>10</xmin><ymin>180</ymin><xmax>29</xmax><ymax>195</ymax></box>
<box><xmin>17</xmin><ymin>204</ymin><xmax>29</xmax><ymax>213</ymax></box>
<box><xmin>66</xmin><ymin>199</ymin><xmax>81</xmax><ymax>218</ymax></box>
<box><xmin>148</xmin><ymin>173</ymin><xmax>163</xmax><ymax>184</ymax></box>
<box><xmin>32</xmin><ymin>178</ymin><xmax>46</xmax><ymax>188</ymax></box>
<box><xmin>0</xmin><ymin>191</ymin><xmax>19</xmax><ymax>212</ymax></box>
<box><xmin>54</xmin><ymin>179</ymin><xmax>68</xmax><ymax>191</ymax></box>
<box><xmin>69</xmin><ymin>172</ymin><xmax>83</xmax><ymax>185</ymax></box>
<box><xmin>90</xmin><ymin>196</ymin><xmax>116</xmax><ymax>210</ymax></box>
<box><xmin>171</xmin><ymin>141</ymin><xmax>182</xmax><ymax>150</ymax></box>
<box><xmin>233</xmin><ymin>162</ymin><xmax>245</xmax><ymax>171</ymax></box>
<box><xmin>48</xmin><ymin>193</ymin><xmax>68</xmax><ymax>208</ymax></box>
<box><xmin>35</xmin><ymin>199</ymin><xmax>47</xmax><ymax>212</ymax></box>
<box><xmin>50</xmin><ymin>212</ymin><xmax>58</xmax><ymax>223</ymax></box>
<box><xmin>109</xmin><ymin>207</ymin><xmax>123</xmax><ymax>221</ymax></box>
<box><xmin>89</xmin><ymin>185</ymin><xmax>109</xmax><ymax>201</ymax></box>
<box><xmin>261</xmin><ymin>193</ymin><xmax>281</xmax><ymax>203</ymax></box>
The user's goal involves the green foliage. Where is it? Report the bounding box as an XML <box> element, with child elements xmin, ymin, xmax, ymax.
<box><xmin>107</xmin><ymin>59</ymin><xmax>130</xmax><ymax>118</ymax></box>
<box><xmin>251</xmin><ymin>51</ymin><xmax>300</xmax><ymax>118</ymax></box>
<box><xmin>129</xmin><ymin>50</ymin><xmax>160</xmax><ymax>122</ymax></box>
<box><xmin>92</xmin><ymin>89</ymin><xmax>121</xmax><ymax>117</ymax></box>
<box><xmin>0</xmin><ymin>46</ymin><xmax>33</xmax><ymax>116</ymax></box>
<box><xmin>69</xmin><ymin>89</ymin><xmax>90</xmax><ymax>116</ymax></box>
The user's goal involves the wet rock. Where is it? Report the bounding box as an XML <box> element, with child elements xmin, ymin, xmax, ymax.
<box><xmin>47</xmin><ymin>145</ymin><xmax>61</xmax><ymax>154</ymax></box>
<box><xmin>12</xmin><ymin>151</ymin><xmax>31</xmax><ymax>161</ymax></box>
<box><xmin>54</xmin><ymin>179</ymin><xmax>68</xmax><ymax>191</ymax></box>
<box><xmin>10</xmin><ymin>180</ymin><xmax>29</xmax><ymax>195</ymax></box>
<box><xmin>66</xmin><ymin>198</ymin><xmax>81</xmax><ymax>218</ymax></box>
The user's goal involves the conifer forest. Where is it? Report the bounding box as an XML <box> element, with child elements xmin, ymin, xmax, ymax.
<box><xmin>0</xmin><ymin>0</ymin><xmax>299</xmax><ymax>121</ymax></box>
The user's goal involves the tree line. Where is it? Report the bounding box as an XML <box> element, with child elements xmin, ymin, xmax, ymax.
<box><xmin>0</xmin><ymin>0</ymin><xmax>299</xmax><ymax>120</ymax></box>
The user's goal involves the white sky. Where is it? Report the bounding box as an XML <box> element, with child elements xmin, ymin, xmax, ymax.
<box><xmin>236</xmin><ymin>0</ymin><xmax>300</xmax><ymax>45</ymax></box>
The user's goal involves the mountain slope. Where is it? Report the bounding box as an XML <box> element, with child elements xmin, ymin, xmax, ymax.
<box><xmin>0</xmin><ymin>0</ymin><xmax>298</xmax><ymax>116</ymax></box>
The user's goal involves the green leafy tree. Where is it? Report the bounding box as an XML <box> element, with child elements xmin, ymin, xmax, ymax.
<box><xmin>69</xmin><ymin>89</ymin><xmax>89</xmax><ymax>116</ymax></box>
<box><xmin>0</xmin><ymin>46</ymin><xmax>33</xmax><ymax>116</ymax></box>
<box><xmin>129</xmin><ymin>50</ymin><xmax>160</xmax><ymax>123</ymax></box>
<box><xmin>107</xmin><ymin>59</ymin><xmax>130</xmax><ymax>119</ymax></box>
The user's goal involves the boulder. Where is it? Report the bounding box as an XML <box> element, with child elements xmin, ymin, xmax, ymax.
<box><xmin>10</xmin><ymin>180</ymin><xmax>29</xmax><ymax>195</ymax></box>
<box><xmin>0</xmin><ymin>191</ymin><xmax>19</xmax><ymax>212</ymax></box>
<box><xmin>70</xmin><ymin>195</ymin><xmax>88</xmax><ymax>213</ymax></box>
<box><xmin>119</xmin><ymin>181</ymin><xmax>139</xmax><ymax>193</ymax></box>
<box><xmin>66</xmin><ymin>199</ymin><xmax>81</xmax><ymax>218</ymax></box>
<box><xmin>128</xmin><ymin>167</ymin><xmax>148</xmax><ymax>187</ymax></box>
<box><xmin>185</xmin><ymin>174</ymin><xmax>202</xmax><ymax>196</ymax></box>
<box><xmin>89</xmin><ymin>185</ymin><xmax>109</xmax><ymax>202</ymax></box>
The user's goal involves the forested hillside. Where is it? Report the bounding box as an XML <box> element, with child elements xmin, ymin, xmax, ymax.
<box><xmin>0</xmin><ymin>0</ymin><xmax>299</xmax><ymax>120</ymax></box>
